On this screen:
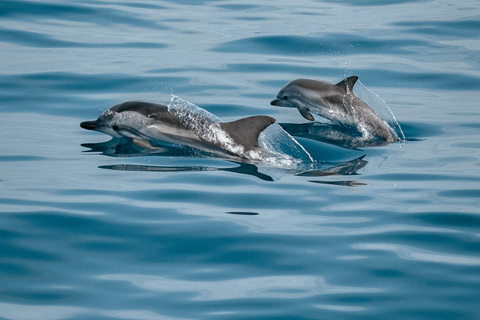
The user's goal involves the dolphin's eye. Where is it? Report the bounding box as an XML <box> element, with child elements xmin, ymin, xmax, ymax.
<box><xmin>283</xmin><ymin>96</ymin><xmax>288</xmax><ymax>100</ymax></box>
<box><xmin>112</xmin><ymin>124</ymin><xmax>119</xmax><ymax>131</ymax></box>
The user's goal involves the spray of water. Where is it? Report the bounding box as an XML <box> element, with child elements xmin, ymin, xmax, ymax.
<box><xmin>167</xmin><ymin>95</ymin><xmax>313</xmax><ymax>167</ymax></box>
<box><xmin>353</xmin><ymin>80</ymin><xmax>406</xmax><ymax>141</ymax></box>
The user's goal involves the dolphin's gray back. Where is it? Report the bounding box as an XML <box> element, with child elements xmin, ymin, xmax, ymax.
<box><xmin>109</xmin><ymin>101</ymin><xmax>183</xmax><ymax>128</ymax></box>
<box><xmin>288</xmin><ymin>76</ymin><xmax>358</xmax><ymax>93</ymax></box>
<box><xmin>288</xmin><ymin>79</ymin><xmax>341</xmax><ymax>92</ymax></box>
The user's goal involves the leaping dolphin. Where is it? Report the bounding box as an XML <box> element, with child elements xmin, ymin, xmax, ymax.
<box><xmin>271</xmin><ymin>76</ymin><xmax>396</xmax><ymax>142</ymax></box>
<box><xmin>80</xmin><ymin>100</ymin><xmax>276</xmax><ymax>160</ymax></box>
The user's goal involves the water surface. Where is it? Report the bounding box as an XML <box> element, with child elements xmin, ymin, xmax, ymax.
<box><xmin>1</xmin><ymin>0</ymin><xmax>480</xmax><ymax>319</ymax></box>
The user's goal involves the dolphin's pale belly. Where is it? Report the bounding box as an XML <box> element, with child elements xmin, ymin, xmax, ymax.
<box><xmin>143</xmin><ymin>122</ymin><xmax>204</xmax><ymax>145</ymax></box>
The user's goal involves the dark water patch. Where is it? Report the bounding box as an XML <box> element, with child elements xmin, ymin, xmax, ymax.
<box><xmin>399</xmin><ymin>122</ymin><xmax>443</xmax><ymax>139</ymax></box>
<box><xmin>0</xmin><ymin>1</ymin><xmax>96</xmax><ymax>19</ymax></box>
<box><xmin>0</xmin><ymin>1</ymin><xmax>166</xmax><ymax>30</ymax></box>
<box><xmin>114</xmin><ymin>2</ymin><xmax>167</xmax><ymax>10</ymax></box>
<box><xmin>455</xmin><ymin>122</ymin><xmax>480</xmax><ymax>129</ymax></box>
<box><xmin>0</xmin><ymin>236</ymin><xmax>59</xmax><ymax>262</ymax></box>
<box><xmin>233</xmin><ymin>16</ymin><xmax>266</xmax><ymax>21</ymax></box>
<box><xmin>0</xmin><ymin>262</ymin><xmax>30</xmax><ymax>277</ymax></box>
<box><xmin>370</xmin><ymin>268</ymin><xmax>404</xmax><ymax>278</ymax></box>
<box><xmin>0</xmin><ymin>72</ymin><xmax>188</xmax><ymax>103</ymax></box>
<box><xmin>217</xmin><ymin>4</ymin><xmax>258</xmax><ymax>10</ymax></box>
<box><xmin>394</xmin><ymin>20</ymin><xmax>480</xmax><ymax>39</ymax></box>
<box><xmin>0</xmin><ymin>27</ymin><xmax>81</xmax><ymax>48</ymax></box>
<box><xmin>0</xmin><ymin>27</ymin><xmax>167</xmax><ymax>48</ymax></box>
<box><xmin>0</xmin><ymin>96</ymin><xmax>113</xmax><ymax>119</ymax></box>
<box><xmin>213</xmin><ymin>34</ymin><xmax>432</xmax><ymax>56</ymax></box>
<box><xmin>412</xmin><ymin>212</ymin><xmax>480</xmax><ymax>228</ymax></box>
<box><xmin>196</xmin><ymin>103</ymin><xmax>269</xmax><ymax>118</ymax></box>
<box><xmin>437</xmin><ymin>189</ymin><xmax>480</xmax><ymax>199</ymax></box>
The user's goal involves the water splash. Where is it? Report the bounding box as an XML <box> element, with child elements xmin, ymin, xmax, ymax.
<box><xmin>354</xmin><ymin>81</ymin><xmax>406</xmax><ymax>141</ymax></box>
<box><xmin>167</xmin><ymin>95</ymin><xmax>313</xmax><ymax>167</ymax></box>
<box><xmin>258</xmin><ymin>123</ymin><xmax>314</xmax><ymax>164</ymax></box>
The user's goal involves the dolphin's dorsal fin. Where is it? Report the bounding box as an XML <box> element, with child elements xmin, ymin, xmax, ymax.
<box><xmin>220</xmin><ymin>116</ymin><xmax>276</xmax><ymax>151</ymax></box>
<box><xmin>335</xmin><ymin>76</ymin><xmax>359</xmax><ymax>92</ymax></box>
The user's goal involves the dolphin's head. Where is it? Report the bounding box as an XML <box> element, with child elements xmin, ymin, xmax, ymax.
<box><xmin>80</xmin><ymin>107</ymin><xmax>123</xmax><ymax>138</ymax></box>
<box><xmin>270</xmin><ymin>80</ymin><xmax>302</xmax><ymax>108</ymax></box>
<box><xmin>271</xmin><ymin>79</ymin><xmax>327</xmax><ymax>121</ymax></box>
<box><xmin>81</xmin><ymin>101</ymin><xmax>170</xmax><ymax>138</ymax></box>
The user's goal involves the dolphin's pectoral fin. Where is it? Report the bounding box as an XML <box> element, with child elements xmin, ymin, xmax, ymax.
<box><xmin>298</xmin><ymin>106</ymin><xmax>315</xmax><ymax>121</ymax></box>
<box><xmin>131</xmin><ymin>138</ymin><xmax>156</xmax><ymax>149</ymax></box>
<box><xmin>220</xmin><ymin>116</ymin><xmax>276</xmax><ymax>151</ymax></box>
<box><xmin>335</xmin><ymin>76</ymin><xmax>358</xmax><ymax>92</ymax></box>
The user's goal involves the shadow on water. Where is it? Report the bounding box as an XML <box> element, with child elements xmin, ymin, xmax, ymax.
<box><xmin>82</xmin><ymin>138</ymin><xmax>368</xmax><ymax>184</ymax></box>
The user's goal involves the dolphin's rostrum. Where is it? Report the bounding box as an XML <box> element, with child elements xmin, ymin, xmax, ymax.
<box><xmin>271</xmin><ymin>76</ymin><xmax>396</xmax><ymax>142</ymax></box>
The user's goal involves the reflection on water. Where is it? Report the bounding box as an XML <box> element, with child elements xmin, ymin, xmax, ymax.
<box><xmin>280</xmin><ymin>122</ymin><xmax>393</xmax><ymax>149</ymax></box>
<box><xmin>82</xmin><ymin>138</ymin><xmax>368</xmax><ymax>183</ymax></box>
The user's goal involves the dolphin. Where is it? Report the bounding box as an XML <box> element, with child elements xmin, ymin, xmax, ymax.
<box><xmin>80</xmin><ymin>101</ymin><xmax>276</xmax><ymax>159</ymax></box>
<box><xmin>271</xmin><ymin>76</ymin><xmax>395</xmax><ymax>142</ymax></box>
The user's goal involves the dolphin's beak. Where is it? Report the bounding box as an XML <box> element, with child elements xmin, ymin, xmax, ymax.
<box><xmin>80</xmin><ymin>120</ymin><xmax>100</xmax><ymax>130</ymax></box>
<box><xmin>271</xmin><ymin>98</ymin><xmax>292</xmax><ymax>108</ymax></box>
<box><xmin>270</xmin><ymin>98</ymin><xmax>282</xmax><ymax>106</ymax></box>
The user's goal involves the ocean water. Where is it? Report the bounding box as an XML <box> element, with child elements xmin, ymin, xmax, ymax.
<box><xmin>1</xmin><ymin>0</ymin><xmax>480</xmax><ymax>319</ymax></box>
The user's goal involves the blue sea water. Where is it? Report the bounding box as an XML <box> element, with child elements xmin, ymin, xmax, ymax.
<box><xmin>1</xmin><ymin>0</ymin><xmax>480</xmax><ymax>319</ymax></box>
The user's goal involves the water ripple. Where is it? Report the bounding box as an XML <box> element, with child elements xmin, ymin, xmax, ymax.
<box><xmin>212</xmin><ymin>34</ymin><xmax>430</xmax><ymax>56</ymax></box>
<box><xmin>0</xmin><ymin>27</ymin><xmax>167</xmax><ymax>49</ymax></box>
<box><xmin>98</xmin><ymin>274</ymin><xmax>382</xmax><ymax>301</ymax></box>
<box><xmin>352</xmin><ymin>243</ymin><xmax>480</xmax><ymax>266</ymax></box>
<box><xmin>0</xmin><ymin>302</ymin><xmax>190</xmax><ymax>320</ymax></box>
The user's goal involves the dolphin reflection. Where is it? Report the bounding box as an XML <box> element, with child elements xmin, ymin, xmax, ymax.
<box><xmin>82</xmin><ymin>138</ymin><xmax>368</xmax><ymax>184</ymax></box>
<box><xmin>279</xmin><ymin>122</ymin><xmax>393</xmax><ymax>149</ymax></box>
